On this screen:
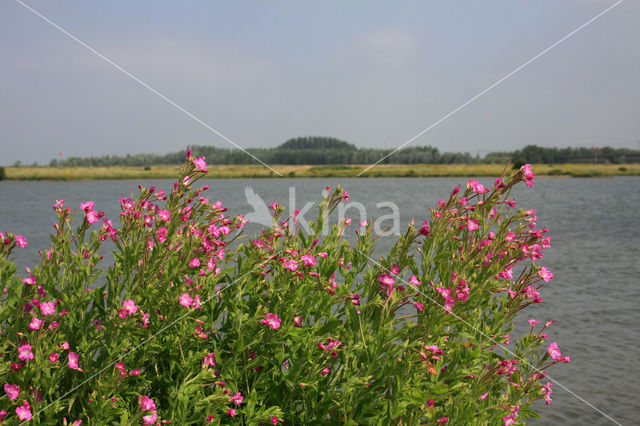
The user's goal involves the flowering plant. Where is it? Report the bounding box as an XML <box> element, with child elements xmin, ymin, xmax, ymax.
<box><xmin>0</xmin><ymin>154</ymin><xmax>567</xmax><ymax>424</ymax></box>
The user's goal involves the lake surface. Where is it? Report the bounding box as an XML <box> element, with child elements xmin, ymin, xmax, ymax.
<box><xmin>1</xmin><ymin>176</ymin><xmax>639</xmax><ymax>425</ymax></box>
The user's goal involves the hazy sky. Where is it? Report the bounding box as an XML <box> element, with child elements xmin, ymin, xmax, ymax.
<box><xmin>1</xmin><ymin>0</ymin><xmax>639</xmax><ymax>165</ymax></box>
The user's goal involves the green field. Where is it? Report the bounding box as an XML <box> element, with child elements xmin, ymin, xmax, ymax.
<box><xmin>3</xmin><ymin>163</ymin><xmax>640</xmax><ymax>180</ymax></box>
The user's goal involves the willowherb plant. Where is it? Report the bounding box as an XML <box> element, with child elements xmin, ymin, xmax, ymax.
<box><xmin>0</xmin><ymin>154</ymin><xmax>568</xmax><ymax>424</ymax></box>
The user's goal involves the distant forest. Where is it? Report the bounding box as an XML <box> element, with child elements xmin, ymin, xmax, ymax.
<box><xmin>42</xmin><ymin>136</ymin><xmax>640</xmax><ymax>167</ymax></box>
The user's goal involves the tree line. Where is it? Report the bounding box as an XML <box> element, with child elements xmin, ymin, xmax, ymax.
<box><xmin>38</xmin><ymin>136</ymin><xmax>640</xmax><ymax>167</ymax></box>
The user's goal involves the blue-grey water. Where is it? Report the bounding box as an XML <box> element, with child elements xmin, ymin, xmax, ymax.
<box><xmin>1</xmin><ymin>177</ymin><xmax>639</xmax><ymax>425</ymax></box>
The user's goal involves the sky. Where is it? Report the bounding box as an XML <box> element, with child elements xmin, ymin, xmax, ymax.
<box><xmin>1</xmin><ymin>0</ymin><xmax>639</xmax><ymax>166</ymax></box>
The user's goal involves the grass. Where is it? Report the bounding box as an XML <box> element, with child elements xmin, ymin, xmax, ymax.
<box><xmin>3</xmin><ymin>163</ymin><xmax>640</xmax><ymax>180</ymax></box>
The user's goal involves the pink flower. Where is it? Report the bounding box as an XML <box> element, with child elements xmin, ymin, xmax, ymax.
<box><xmin>207</xmin><ymin>257</ymin><xmax>216</xmax><ymax>271</ymax></box>
<box><xmin>282</xmin><ymin>258</ymin><xmax>298</xmax><ymax>271</ymax></box>
<box><xmin>4</xmin><ymin>383</ymin><xmax>21</xmax><ymax>400</ymax></box>
<box><xmin>499</xmin><ymin>266</ymin><xmax>513</xmax><ymax>280</ymax></box>
<box><xmin>292</xmin><ymin>315</ymin><xmax>303</xmax><ymax>327</ymax></box>
<box><xmin>468</xmin><ymin>179</ymin><xmax>487</xmax><ymax>193</ymax></box>
<box><xmin>140</xmin><ymin>395</ymin><xmax>156</xmax><ymax>411</ymax></box>
<box><xmin>129</xmin><ymin>369</ymin><xmax>141</xmax><ymax>376</ymax></box>
<box><xmin>40</xmin><ymin>301</ymin><xmax>56</xmax><ymax>316</ymax></box>
<box><xmin>50</xmin><ymin>352</ymin><xmax>59</xmax><ymax>363</ymax></box>
<box><xmin>426</xmin><ymin>345</ymin><xmax>443</xmax><ymax>355</ymax></box>
<box><xmin>86</xmin><ymin>210</ymin><xmax>99</xmax><ymax>224</ymax></box>
<box><xmin>271</xmin><ymin>416</ymin><xmax>281</xmax><ymax>425</ymax></box>
<box><xmin>261</xmin><ymin>313</ymin><xmax>281</xmax><ymax>329</ymax></box>
<box><xmin>53</xmin><ymin>198</ymin><xmax>65</xmax><ymax>209</ymax></box>
<box><xmin>521</xmin><ymin>164</ymin><xmax>535</xmax><ymax>187</ymax></box>
<box><xmin>229</xmin><ymin>392</ymin><xmax>244</xmax><ymax>406</ymax></box>
<box><xmin>503</xmin><ymin>405</ymin><xmax>520</xmax><ymax>426</ymax></box>
<box><xmin>227</xmin><ymin>408</ymin><xmax>236</xmax><ymax>417</ymax></box>
<box><xmin>379</xmin><ymin>273</ymin><xmax>395</xmax><ymax>286</ymax></box>
<box><xmin>158</xmin><ymin>209</ymin><xmax>171</xmax><ymax>221</ymax></box>
<box><xmin>15</xmin><ymin>235</ymin><xmax>28</xmax><ymax>247</ymax></box>
<box><xmin>320</xmin><ymin>366</ymin><xmax>331</xmax><ymax>375</ymax></box>
<box><xmin>68</xmin><ymin>352</ymin><xmax>80</xmax><ymax>370</ymax></box>
<box><xmin>179</xmin><ymin>293</ymin><xmax>194</xmax><ymax>308</ymax></box>
<box><xmin>418</xmin><ymin>220</ymin><xmax>431</xmax><ymax>236</ymax></box>
<box><xmin>22</xmin><ymin>275</ymin><xmax>37</xmax><ymax>285</ymax></box>
<box><xmin>15</xmin><ymin>401</ymin><xmax>32</xmax><ymax>421</ymax></box>
<box><xmin>379</xmin><ymin>273</ymin><xmax>396</xmax><ymax>298</ymax></box>
<box><xmin>541</xmin><ymin>382</ymin><xmax>553</xmax><ymax>405</ymax></box>
<box><xmin>189</xmin><ymin>258</ymin><xmax>200</xmax><ymax>268</ymax></box>
<box><xmin>436</xmin><ymin>417</ymin><xmax>449</xmax><ymax>423</ymax></box>
<box><xmin>538</xmin><ymin>266</ymin><xmax>553</xmax><ymax>282</ymax></box>
<box><xmin>122</xmin><ymin>299</ymin><xmax>137</xmax><ymax>316</ymax></box>
<box><xmin>480</xmin><ymin>392</ymin><xmax>488</xmax><ymax>400</ymax></box>
<box><xmin>80</xmin><ymin>201</ymin><xmax>95</xmax><ymax>212</ymax></box>
<box><xmin>409</xmin><ymin>275</ymin><xmax>422</xmax><ymax>286</ymax></box>
<box><xmin>202</xmin><ymin>352</ymin><xmax>216</xmax><ymax>368</ymax></box>
<box><xmin>156</xmin><ymin>227</ymin><xmax>167</xmax><ymax>243</ymax></box>
<box><xmin>61</xmin><ymin>341</ymin><xmax>70</xmax><ymax>350</ymax></box>
<box><xmin>29</xmin><ymin>316</ymin><xmax>43</xmax><ymax>330</ymax></box>
<box><xmin>143</xmin><ymin>215</ymin><xmax>154</xmax><ymax>228</ymax></box>
<box><xmin>141</xmin><ymin>311</ymin><xmax>150</xmax><ymax>327</ymax></box>
<box><xmin>547</xmin><ymin>342</ymin><xmax>562</xmax><ymax>359</ymax></box>
<box><xmin>301</xmin><ymin>254</ymin><xmax>316</xmax><ymax>267</ymax></box>
<box><xmin>142</xmin><ymin>411</ymin><xmax>158</xmax><ymax>425</ymax></box>
<box><xmin>528</xmin><ymin>319</ymin><xmax>540</xmax><ymax>327</ymax></box>
<box><xmin>193</xmin><ymin>156</ymin><xmax>208</xmax><ymax>173</ymax></box>
<box><xmin>524</xmin><ymin>285</ymin><xmax>542</xmax><ymax>303</ymax></box>
<box><xmin>455</xmin><ymin>278</ymin><xmax>470</xmax><ymax>301</ymax></box>
<box><xmin>436</xmin><ymin>287</ymin><xmax>455</xmax><ymax>313</ymax></box>
<box><xmin>18</xmin><ymin>344</ymin><xmax>34</xmax><ymax>361</ymax></box>
<box><xmin>467</xmin><ymin>219</ymin><xmax>479</xmax><ymax>231</ymax></box>
<box><xmin>413</xmin><ymin>302</ymin><xmax>424</xmax><ymax>311</ymax></box>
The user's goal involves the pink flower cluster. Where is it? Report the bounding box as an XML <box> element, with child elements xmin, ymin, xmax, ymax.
<box><xmin>435</xmin><ymin>274</ymin><xmax>470</xmax><ymax>314</ymax></box>
<box><xmin>118</xmin><ymin>299</ymin><xmax>138</xmax><ymax>319</ymax></box>
<box><xmin>80</xmin><ymin>201</ymin><xmax>104</xmax><ymax>225</ymax></box>
<box><xmin>139</xmin><ymin>395</ymin><xmax>159</xmax><ymax>424</ymax></box>
<box><xmin>521</xmin><ymin>164</ymin><xmax>535</xmax><ymax>188</ymax></box>
<box><xmin>318</xmin><ymin>337</ymin><xmax>344</xmax><ymax>358</ymax></box>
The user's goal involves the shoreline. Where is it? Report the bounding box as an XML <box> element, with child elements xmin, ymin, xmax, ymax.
<box><xmin>2</xmin><ymin>163</ymin><xmax>639</xmax><ymax>180</ymax></box>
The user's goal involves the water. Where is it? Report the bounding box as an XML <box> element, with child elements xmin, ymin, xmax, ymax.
<box><xmin>1</xmin><ymin>176</ymin><xmax>639</xmax><ymax>424</ymax></box>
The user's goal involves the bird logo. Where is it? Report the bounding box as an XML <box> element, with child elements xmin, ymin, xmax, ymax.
<box><xmin>244</xmin><ymin>186</ymin><xmax>273</xmax><ymax>227</ymax></box>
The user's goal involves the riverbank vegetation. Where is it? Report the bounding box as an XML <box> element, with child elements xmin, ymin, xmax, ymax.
<box><xmin>0</xmin><ymin>154</ymin><xmax>567</xmax><ymax>423</ymax></box>
<box><xmin>4</xmin><ymin>162</ymin><xmax>640</xmax><ymax>180</ymax></box>
<box><xmin>9</xmin><ymin>137</ymin><xmax>640</xmax><ymax>169</ymax></box>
